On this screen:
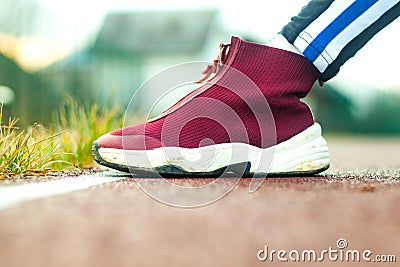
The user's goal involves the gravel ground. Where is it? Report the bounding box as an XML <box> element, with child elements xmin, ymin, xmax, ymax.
<box><xmin>0</xmin><ymin>136</ymin><xmax>399</xmax><ymax>267</ymax></box>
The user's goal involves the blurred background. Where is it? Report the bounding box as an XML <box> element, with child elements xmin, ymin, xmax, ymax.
<box><xmin>0</xmin><ymin>0</ymin><xmax>399</xmax><ymax>134</ymax></box>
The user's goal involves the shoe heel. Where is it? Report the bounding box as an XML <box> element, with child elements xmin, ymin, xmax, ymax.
<box><xmin>259</xmin><ymin>123</ymin><xmax>330</xmax><ymax>176</ymax></box>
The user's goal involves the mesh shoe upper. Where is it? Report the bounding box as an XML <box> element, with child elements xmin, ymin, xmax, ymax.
<box><xmin>97</xmin><ymin>37</ymin><xmax>320</xmax><ymax>151</ymax></box>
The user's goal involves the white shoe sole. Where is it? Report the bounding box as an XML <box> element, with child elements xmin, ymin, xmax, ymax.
<box><xmin>93</xmin><ymin>123</ymin><xmax>330</xmax><ymax>177</ymax></box>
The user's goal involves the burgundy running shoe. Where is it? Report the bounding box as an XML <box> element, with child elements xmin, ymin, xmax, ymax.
<box><xmin>93</xmin><ymin>37</ymin><xmax>330</xmax><ymax>177</ymax></box>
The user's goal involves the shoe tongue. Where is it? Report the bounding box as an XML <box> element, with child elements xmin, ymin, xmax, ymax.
<box><xmin>223</xmin><ymin>36</ymin><xmax>241</xmax><ymax>65</ymax></box>
<box><xmin>230</xmin><ymin>36</ymin><xmax>240</xmax><ymax>45</ymax></box>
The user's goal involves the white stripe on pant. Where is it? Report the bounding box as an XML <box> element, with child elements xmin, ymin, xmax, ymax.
<box><xmin>294</xmin><ymin>0</ymin><xmax>399</xmax><ymax>72</ymax></box>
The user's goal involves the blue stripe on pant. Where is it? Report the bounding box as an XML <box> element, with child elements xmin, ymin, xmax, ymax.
<box><xmin>281</xmin><ymin>0</ymin><xmax>400</xmax><ymax>81</ymax></box>
<box><xmin>303</xmin><ymin>0</ymin><xmax>379</xmax><ymax>63</ymax></box>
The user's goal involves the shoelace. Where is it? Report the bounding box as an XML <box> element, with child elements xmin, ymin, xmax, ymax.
<box><xmin>197</xmin><ymin>41</ymin><xmax>325</xmax><ymax>87</ymax></box>
<box><xmin>197</xmin><ymin>42</ymin><xmax>231</xmax><ymax>83</ymax></box>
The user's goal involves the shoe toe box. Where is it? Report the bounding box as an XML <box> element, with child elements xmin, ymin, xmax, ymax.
<box><xmin>95</xmin><ymin>131</ymin><xmax>162</xmax><ymax>150</ymax></box>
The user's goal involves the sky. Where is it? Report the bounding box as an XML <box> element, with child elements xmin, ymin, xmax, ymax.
<box><xmin>9</xmin><ymin>0</ymin><xmax>400</xmax><ymax>90</ymax></box>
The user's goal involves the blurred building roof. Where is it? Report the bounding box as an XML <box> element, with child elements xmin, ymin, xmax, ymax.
<box><xmin>94</xmin><ymin>10</ymin><xmax>217</xmax><ymax>54</ymax></box>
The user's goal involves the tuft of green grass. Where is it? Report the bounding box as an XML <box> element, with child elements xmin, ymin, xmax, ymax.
<box><xmin>1</xmin><ymin>97</ymin><xmax>142</xmax><ymax>178</ymax></box>
<box><xmin>51</xmin><ymin>96</ymin><xmax>146</xmax><ymax>169</ymax></box>
<box><xmin>0</xmin><ymin>106</ymin><xmax>66</xmax><ymax>178</ymax></box>
<box><xmin>51</xmin><ymin>97</ymin><xmax>127</xmax><ymax>168</ymax></box>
